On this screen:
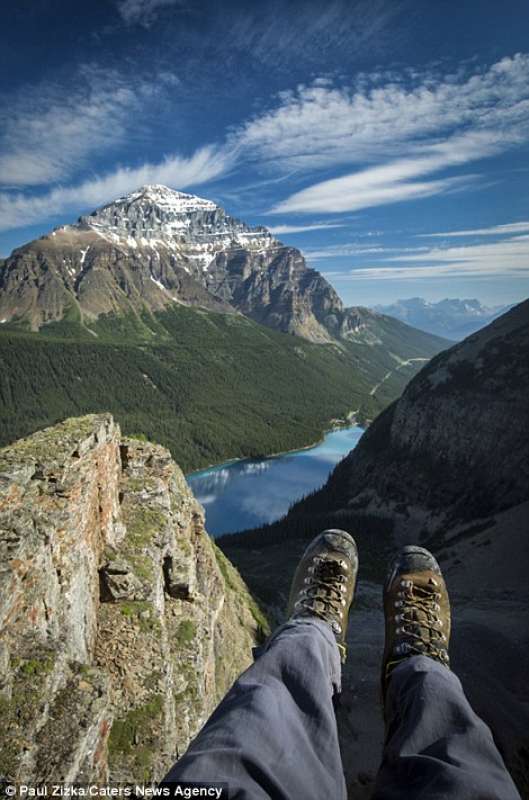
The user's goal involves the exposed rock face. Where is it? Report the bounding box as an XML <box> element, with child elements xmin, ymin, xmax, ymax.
<box><xmin>312</xmin><ymin>298</ymin><xmax>529</xmax><ymax>531</ymax></box>
<box><xmin>0</xmin><ymin>414</ymin><xmax>266</xmax><ymax>782</ymax></box>
<box><xmin>0</xmin><ymin>185</ymin><xmax>445</xmax><ymax>352</ymax></box>
<box><xmin>206</xmin><ymin>244</ymin><xmax>347</xmax><ymax>343</ymax></box>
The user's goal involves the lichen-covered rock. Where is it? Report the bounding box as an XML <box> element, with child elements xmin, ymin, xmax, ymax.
<box><xmin>0</xmin><ymin>414</ymin><xmax>267</xmax><ymax>782</ymax></box>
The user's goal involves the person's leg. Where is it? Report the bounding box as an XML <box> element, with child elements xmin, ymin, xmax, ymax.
<box><xmin>161</xmin><ymin>529</ymin><xmax>358</xmax><ymax>800</ymax></box>
<box><xmin>163</xmin><ymin>617</ymin><xmax>345</xmax><ymax>800</ymax></box>
<box><xmin>373</xmin><ymin>655</ymin><xmax>521</xmax><ymax>800</ymax></box>
<box><xmin>374</xmin><ymin>546</ymin><xmax>520</xmax><ymax>800</ymax></box>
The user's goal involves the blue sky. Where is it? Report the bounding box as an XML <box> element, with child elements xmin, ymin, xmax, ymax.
<box><xmin>1</xmin><ymin>0</ymin><xmax>529</xmax><ymax>307</ymax></box>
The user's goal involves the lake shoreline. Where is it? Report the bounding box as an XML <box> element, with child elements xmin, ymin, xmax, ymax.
<box><xmin>185</xmin><ymin>410</ymin><xmax>363</xmax><ymax>478</ymax></box>
<box><xmin>187</xmin><ymin>423</ymin><xmax>365</xmax><ymax>537</ymax></box>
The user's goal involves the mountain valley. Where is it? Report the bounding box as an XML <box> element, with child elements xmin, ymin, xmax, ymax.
<box><xmin>0</xmin><ymin>185</ymin><xmax>447</xmax><ymax>470</ymax></box>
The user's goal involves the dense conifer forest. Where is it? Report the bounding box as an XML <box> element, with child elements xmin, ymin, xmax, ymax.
<box><xmin>0</xmin><ymin>307</ymin><xmax>382</xmax><ymax>471</ymax></box>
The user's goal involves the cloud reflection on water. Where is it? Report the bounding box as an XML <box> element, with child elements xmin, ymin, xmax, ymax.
<box><xmin>187</xmin><ymin>426</ymin><xmax>363</xmax><ymax>536</ymax></box>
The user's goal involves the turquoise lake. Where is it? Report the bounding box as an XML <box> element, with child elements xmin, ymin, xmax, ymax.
<box><xmin>186</xmin><ymin>425</ymin><xmax>364</xmax><ymax>537</ymax></box>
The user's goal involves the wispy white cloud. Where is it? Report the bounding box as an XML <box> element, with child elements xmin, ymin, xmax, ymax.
<box><xmin>115</xmin><ymin>0</ymin><xmax>182</xmax><ymax>26</ymax></box>
<box><xmin>271</xmin><ymin>170</ymin><xmax>471</xmax><ymax>215</ymax></box>
<box><xmin>389</xmin><ymin>233</ymin><xmax>529</xmax><ymax>271</ymax></box>
<box><xmin>238</xmin><ymin>53</ymin><xmax>529</xmax><ymax>171</ymax></box>
<box><xmin>238</xmin><ymin>53</ymin><xmax>529</xmax><ymax>215</ymax></box>
<box><xmin>0</xmin><ymin>146</ymin><xmax>233</xmax><ymax>232</ymax></box>
<box><xmin>418</xmin><ymin>221</ymin><xmax>529</xmax><ymax>237</ymax></box>
<box><xmin>212</xmin><ymin>1</ymin><xmax>402</xmax><ymax>74</ymax></box>
<box><xmin>268</xmin><ymin>222</ymin><xmax>345</xmax><ymax>234</ymax></box>
<box><xmin>306</xmin><ymin>243</ymin><xmax>425</xmax><ymax>259</ymax></box>
<box><xmin>326</xmin><ymin>263</ymin><xmax>529</xmax><ymax>280</ymax></box>
<box><xmin>270</xmin><ymin>129</ymin><xmax>491</xmax><ymax>214</ymax></box>
<box><xmin>0</xmin><ymin>66</ymin><xmax>176</xmax><ymax>189</ymax></box>
<box><xmin>322</xmin><ymin>234</ymin><xmax>529</xmax><ymax>280</ymax></box>
<box><xmin>307</xmin><ymin>246</ymin><xmax>392</xmax><ymax>258</ymax></box>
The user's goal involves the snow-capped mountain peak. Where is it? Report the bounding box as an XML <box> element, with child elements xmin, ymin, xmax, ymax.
<box><xmin>114</xmin><ymin>184</ymin><xmax>219</xmax><ymax>212</ymax></box>
<box><xmin>76</xmin><ymin>184</ymin><xmax>276</xmax><ymax>262</ymax></box>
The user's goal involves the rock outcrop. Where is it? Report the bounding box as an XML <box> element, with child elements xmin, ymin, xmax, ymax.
<box><xmin>0</xmin><ymin>414</ymin><xmax>267</xmax><ymax>783</ymax></box>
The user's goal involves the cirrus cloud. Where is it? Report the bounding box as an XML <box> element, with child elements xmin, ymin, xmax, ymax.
<box><xmin>418</xmin><ymin>221</ymin><xmax>529</xmax><ymax>237</ymax></box>
<box><xmin>244</xmin><ymin>53</ymin><xmax>529</xmax><ymax>216</ymax></box>
<box><xmin>268</xmin><ymin>221</ymin><xmax>345</xmax><ymax>234</ymax></box>
<box><xmin>238</xmin><ymin>53</ymin><xmax>529</xmax><ymax>171</ymax></box>
<box><xmin>0</xmin><ymin>65</ymin><xmax>180</xmax><ymax>190</ymax></box>
<box><xmin>116</xmin><ymin>0</ymin><xmax>183</xmax><ymax>27</ymax></box>
<box><xmin>0</xmin><ymin>145</ymin><xmax>233</xmax><ymax>232</ymax></box>
<box><xmin>269</xmin><ymin>129</ymin><xmax>497</xmax><ymax>214</ymax></box>
<box><xmin>322</xmin><ymin>232</ymin><xmax>529</xmax><ymax>280</ymax></box>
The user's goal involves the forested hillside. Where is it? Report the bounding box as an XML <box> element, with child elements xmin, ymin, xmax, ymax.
<box><xmin>0</xmin><ymin>306</ymin><xmax>388</xmax><ymax>472</ymax></box>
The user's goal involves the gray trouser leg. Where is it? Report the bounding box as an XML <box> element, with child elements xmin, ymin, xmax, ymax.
<box><xmin>373</xmin><ymin>655</ymin><xmax>521</xmax><ymax>800</ymax></box>
<box><xmin>162</xmin><ymin>617</ymin><xmax>347</xmax><ymax>800</ymax></box>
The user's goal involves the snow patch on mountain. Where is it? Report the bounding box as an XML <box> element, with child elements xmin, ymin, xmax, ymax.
<box><xmin>76</xmin><ymin>184</ymin><xmax>276</xmax><ymax>271</ymax></box>
<box><xmin>117</xmin><ymin>184</ymin><xmax>218</xmax><ymax>212</ymax></box>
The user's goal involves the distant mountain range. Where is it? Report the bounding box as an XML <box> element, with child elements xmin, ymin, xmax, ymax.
<box><xmin>374</xmin><ymin>297</ymin><xmax>513</xmax><ymax>340</ymax></box>
<box><xmin>0</xmin><ymin>185</ymin><xmax>447</xmax><ymax>469</ymax></box>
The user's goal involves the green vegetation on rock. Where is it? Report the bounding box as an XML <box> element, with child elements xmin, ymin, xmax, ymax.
<box><xmin>213</xmin><ymin>543</ymin><xmax>269</xmax><ymax>635</ymax></box>
<box><xmin>119</xmin><ymin>601</ymin><xmax>159</xmax><ymax>633</ymax></box>
<box><xmin>125</xmin><ymin>506</ymin><xmax>167</xmax><ymax>548</ymax></box>
<box><xmin>0</xmin><ymin>654</ymin><xmax>57</xmax><ymax>777</ymax></box>
<box><xmin>108</xmin><ymin>694</ymin><xmax>163</xmax><ymax>779</ymax></box>
<box><xmin>175</xmin><ymin>619</ymin><xmax>196</xmax><ymax>646</ymax></box>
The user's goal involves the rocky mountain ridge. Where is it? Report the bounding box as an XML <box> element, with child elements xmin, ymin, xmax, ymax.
<box><xmin>0</xmin><ymin>185</ymin><xmax>445</xmax><ymax>348</ymax></box>
<box><xmin>0</xmin><ymin>414</ymin><xmax>266</xmax><ymax>782</ymax></box>
<box><xmin>79</xmin><ymin>183</ymin><xmax>276</xmax><ymax>267</ymax></box>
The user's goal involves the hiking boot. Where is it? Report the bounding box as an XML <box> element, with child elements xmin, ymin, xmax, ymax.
<box><xmin>287</xmin><ymin>529</ymin><xmax>358</xmax><ymax>662</ymax></box>
<box><xmin>382</xmin><ymin>545</ymin><xmax>450</xmax><ymax>700</ymax></box>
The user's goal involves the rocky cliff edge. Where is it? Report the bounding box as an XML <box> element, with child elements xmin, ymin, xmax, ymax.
<box><xmin>0</xmin><ymin>414</ymin><xmax>267</xmax><ymax>783</ymax></box>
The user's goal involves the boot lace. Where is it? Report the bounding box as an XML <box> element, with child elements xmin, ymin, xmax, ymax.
<box><xmin>392</xmin><ymin>577</ymin><xmax>449</xmax><ymax>664</ymax></box>
<box><xmin>294</xmin><ymin>556</ymin><xmax>348</xmax><ymax>634</ymax></box>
